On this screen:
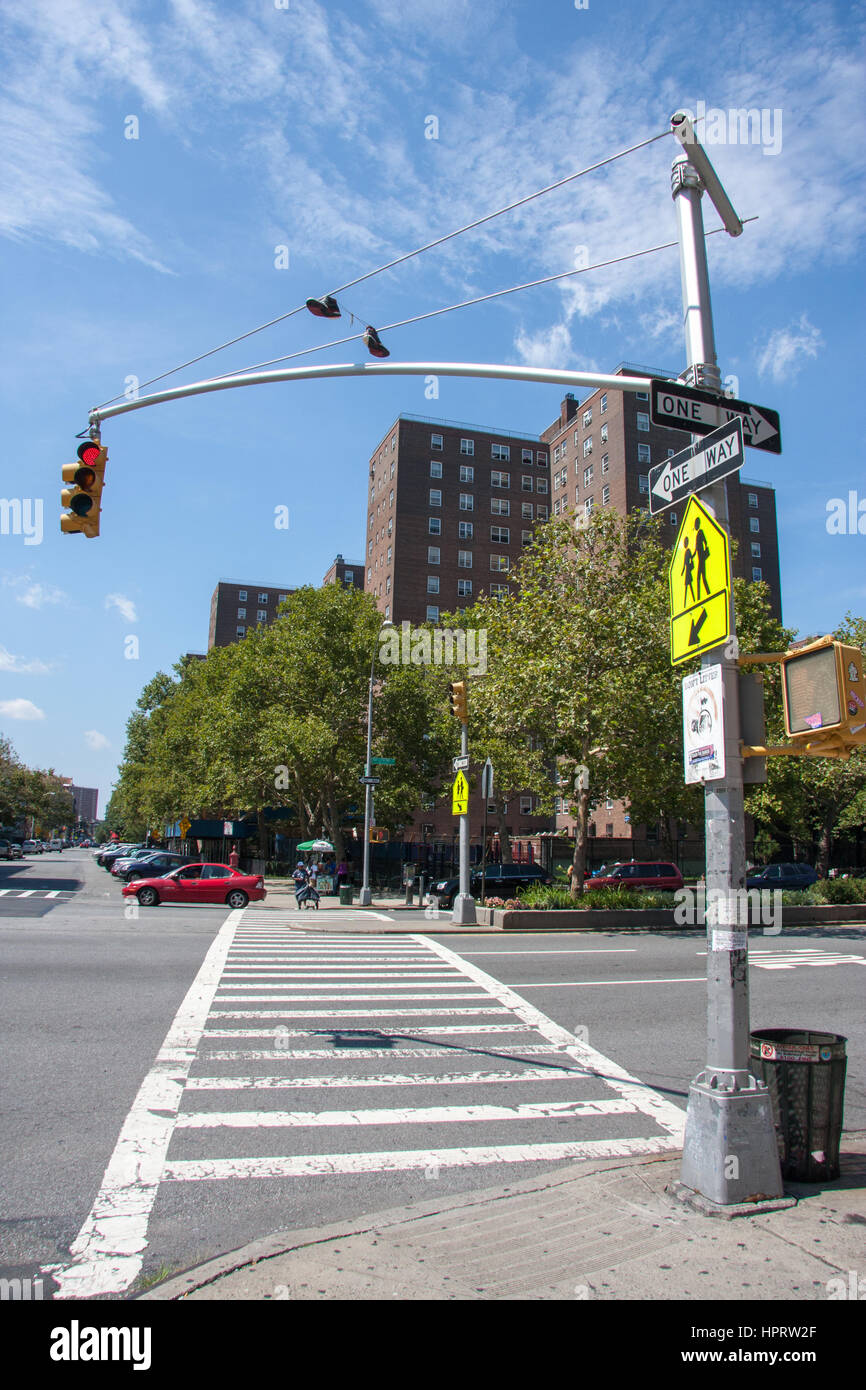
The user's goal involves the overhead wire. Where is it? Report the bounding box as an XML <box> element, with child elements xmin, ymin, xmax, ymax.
<box><xmin>191</xmin><ymin>218</ymin><xmax>758</xmax><ymax>383</ymax></box>
<box><xmin>93</xmin><ymin>125</ymin><xmax>673</xmax><ymax>410</ymax></box>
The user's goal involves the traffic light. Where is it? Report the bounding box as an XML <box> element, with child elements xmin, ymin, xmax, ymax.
<box><xmin>781</xmin><ymin>637</ymin><xmax>866</xmax><ymax>752</ymax></box>
<box><xmin>449</xmin><ymin>680</ymin><xmax>468</xmax><ymax>721</ymax></box>
<box><xmin>61</xmin><ymin>439</ymin><xmax>107</xmax><ymax>537</ymax></box>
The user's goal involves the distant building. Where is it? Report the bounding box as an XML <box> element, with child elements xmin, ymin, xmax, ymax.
<box><xmin>207</xmin><ymin>557</ymin><xmax>364</xmax><ymax>650</ymax></box>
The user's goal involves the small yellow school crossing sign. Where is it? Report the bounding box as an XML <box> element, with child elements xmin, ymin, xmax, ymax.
<box><xmin>452</xmin><ymin>771</ymin><xmax>469</xmax><ymax>816</ymax></box>
<box><xmin>669</xmin><ymin>494</ymin><xmax>731</xmax><ymax>666</ymax></box>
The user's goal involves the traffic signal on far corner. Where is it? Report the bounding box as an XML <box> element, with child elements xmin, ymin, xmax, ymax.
<box><xmin>61</xmin><ymin>440</ymin><xmax>107</xmax><ymax>537</ymax></box>
<box><xmin>781</xmin><ymin>637</ymin><xmax>866</xmax><ymax>753</ymax></box>
<box><xmin>449</xmin><ymin>680</ymin><xmax>468</xmax><ymax>721</ymax></box>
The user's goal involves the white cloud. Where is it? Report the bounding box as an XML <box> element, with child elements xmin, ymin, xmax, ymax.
<box><xmin>513</xmin><ymin>321</ymin><xmax>575</xmax><ymax>369</ymax></box>
<box><xmin>755</xmin><ymin>314</ymin><xmax>824</xmax><ymax>383</ymax></box>
<box><xmin>105</xmin><ymin>593</ymin><xmax>138</xmax><ymax>622</ymax></box>
<box><xmin>84</xmin><ymin>730</ymin><xmax>110</xmax><ymax>751</ymax></box>
<box><xmin>0</xmin><ymin>698</ymin><xmax>45</xmax><ymax>721</ymax></box>
<box><xmin>0</xmin><ymin>646</ymin><xmax>54</xmax><ymax>675</ymax></box>
<box><xmin>2</xmin><ymin>577</ymin><xmax>67</xmax><ymax>609</ymax></box>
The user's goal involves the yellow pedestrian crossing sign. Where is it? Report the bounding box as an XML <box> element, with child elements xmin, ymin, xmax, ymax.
<box><xmin>452</xmin><ymin>771</ymin><xmax>469</xmax><ymax>816</ymax></box>
<box><xmin>669</xmin><ymin>495</ymin><xmax>731</xmax><ymax>666</ymax></box>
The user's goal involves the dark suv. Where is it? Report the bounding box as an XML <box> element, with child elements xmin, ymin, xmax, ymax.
<box><xmin>428</xmin><ymin>863</ymin><xmax>550</xmax><ymax>909</ymax></box>
<box><xmin>746</xmin><ymin>862</ymin><xmax>818</xmax><ymax>891</ymax></box>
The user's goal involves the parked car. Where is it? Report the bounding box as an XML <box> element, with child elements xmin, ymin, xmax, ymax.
<box><xmin>586</xmin><ymin>861</ymin><xmax>684</xmax><ymax>891</ymax></box>
<box><xmin>0</xmin><ymin>839</ymin><xmax>13</xmax><ymax>860</ymax></box>
<box><xmin>118</xmin><ymin>852</ymin><xmax>190</xmax><ymax>883</ymax></box>
<box><xmin>47</xmin><ymin>838</ymin><xmax>64</xmax><ymax>851</ymax></box>
<box><xmin>427</xmin><ymin>862</ymin><xmax>551</xmax><ymax>909</ymax></box>
<box><xmin>8</xmin><ymin>842</ymin><xmax>23</xmax><ymax>859</ymax></box>
<box><xmin>23</xmin><ymin>840</ymin><xmax>43</xmax><ymax>855</ymax></box>
<box><xmin>746</xmin><ymin>862</ymin><xmax>818</xmax><ymax>891</ymax></box>
<box><xmin>99</xmin><ymin>844</ymin><xmax>145</xmax><ymax>868</ymax></box>
<box><xmin>122</xmin><ymin>863</ymin><xmax>266</xmax><ymax>909</ymax></box>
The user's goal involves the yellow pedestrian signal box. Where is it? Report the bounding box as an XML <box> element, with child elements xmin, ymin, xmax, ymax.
<box><xmin>448</xmin><ymin>680</ymin><xmax>468</xmax><ymax>721</ymax></box>
<box><xmin>61</xmin><ymin>440</ymin><xmax>107</xmax><ymax>537</ymax></box>
<box><xmin>369</xmin><ymin>827</ymin><xmax>388</xmax><ymax>843</ymax></box>
<box><xmin>781</xmin><ymin>637</ymin><xmax>866</xmax><ymax>751</ymax></box>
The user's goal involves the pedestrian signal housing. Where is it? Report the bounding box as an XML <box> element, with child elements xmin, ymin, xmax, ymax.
<box><xmin>448</xmin><ymin>680</ymin><xmax>468</xmax><ymax>721</ymax></box>
<box><xmin>781</xmin><ymin>637</ymin><xmax>866</xmax><ymax>752</ymax></box>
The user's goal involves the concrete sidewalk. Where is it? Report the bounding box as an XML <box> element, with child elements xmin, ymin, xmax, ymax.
<box><xmin>139</xmin><ymin>1133</ymin><xmax>866</xmax><ymax>1302</ymax></box>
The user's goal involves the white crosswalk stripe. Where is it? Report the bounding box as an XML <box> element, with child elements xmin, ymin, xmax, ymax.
<box><xmin>48</xmin><ymin>916</ymin><xmax>685</xmax><ymax>1298</ymax></box>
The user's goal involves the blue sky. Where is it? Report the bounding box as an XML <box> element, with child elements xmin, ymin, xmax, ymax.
<box><xmin>1</xmin><ymin>0</ymin><xmax>864</xmax><ymax>814</ymax></box>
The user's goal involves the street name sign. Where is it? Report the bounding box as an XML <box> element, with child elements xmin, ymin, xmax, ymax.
<box><xmin>669</xmin><ymin>494</ymin><xmax>732</xmax><ymax>666</ymax></box>
<box><xmin>452</xmin><ymin>771</ymin><xmax>469</xmax><ymax>816</ymax></box>
<box><xmin>651</xmin><ymin>379</ymin><xmax>781</xmax><ymax>454</ymax></box>
<box><xmin>371</xmin><ymin>756</ymin><xmax>395</xmax><ymax>765</ymax></box>
<box><xmin>649</xmin><ymin>419</ymin><xmax>744</xmax><ymax>514</ymax></box>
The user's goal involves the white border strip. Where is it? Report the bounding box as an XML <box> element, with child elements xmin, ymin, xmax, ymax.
<box><xmin>43</xmin><ymin>907</ymin><xmax>244</xmax><ymax>1298</ymax></box>
<box><xmin>419</xmin><ymin>937</ymin><xmax>686</xmax><ymax>1139</ymax></box>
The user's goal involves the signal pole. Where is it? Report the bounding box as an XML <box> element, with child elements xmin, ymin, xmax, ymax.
<box><xmin>669</xmin><ymin>113</ymin><xmax>785</xmax><ymax>1208</ymax></box>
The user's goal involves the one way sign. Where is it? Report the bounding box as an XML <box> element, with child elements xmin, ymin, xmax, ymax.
<box><xmin>649</xmin><ymin>419</ymin><xmax>744</xmax><ymax>514</ymax></box>
<box><xmin>651</xmin><ymin>379</ymin><xmax>781</xmax><ymax>454</ymax></box>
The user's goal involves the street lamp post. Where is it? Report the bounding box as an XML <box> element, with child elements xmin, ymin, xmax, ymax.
<box><xmin>360</xmin><ymin>620</ymin><xmax>393</xmax><ymax>907</ymax></box>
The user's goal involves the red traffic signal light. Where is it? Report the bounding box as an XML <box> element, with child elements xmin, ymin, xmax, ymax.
<box><xmin>363</xmin><ymin>325</ymin><xmax>390</xmax><ymax>358</ymax></box>
<box><xmin>62</xmin><ymin>439</ymin><xmax>107</xmax><ymax>537</ymax></box>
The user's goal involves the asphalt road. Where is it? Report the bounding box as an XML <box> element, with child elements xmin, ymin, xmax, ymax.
<box><xmin>0</xmin><ymin>850</ymin><xmax>862</xmax><ymax>1298</ymax></box>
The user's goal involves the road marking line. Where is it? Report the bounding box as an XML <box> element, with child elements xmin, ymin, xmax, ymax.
<box><xmin>202</xmin><ymin>1023</ymin><xmax>539</xmax><ymax>1038</ymax></box>
<box><xmin>185</xmin><ymin>1068</ymin><xmax>586</xmax><ymax>1091</ymax></box>
<box><xmin>164</xmin><ymin>1135</ymin><xmax>682</xmax><ymax>1182</ymax></box>
<box><xmin>460</xmin><ymin>949</ymin><xmax>638</xmax><ymax>956</ymax></box>
<box><xmin>213</xmin><ymin>992</ymin><xmax>493</xmax><ymax>1002</ymax></box>
<box><xmin>198</xmin><ymin>1045</ymin><xmax>567</xmax><ymax>1060</ymax></box>
<box><xmin>419</xmin><ymin>936</ymin><xmax>686</xmax><ymax>1139</ymax></box>
<box><xmin>209</xmin><ymin>1007</ymin><xmax>512</xmax><ymax>1018</ymax></box>
<box><xmin>508</xmin><ymin>977</ymin><xmax>705</xmax><ymax>987</ymax></box>
<box><xmin>215</xmin><ymin>981</ymin><xmax>476</xmax><ymax>990</ymax></box>
<box><xmin>175</xmin><ymin>1099</ymin><xmax>637</xmax><ymax>1129</ymax></box>
<box><xmin>42</xmin><ymin>906</ymin><xmax>244</xmax><ymax>1299</ymax></box>
<box><xmin>16</xmin><ymin>890</ymin><xmax>36</xmax><ymax>897</ymax></box>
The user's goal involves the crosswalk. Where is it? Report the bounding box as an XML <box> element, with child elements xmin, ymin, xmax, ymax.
<box><xmin>0</xmin><ymin>888</ymin><xmax>68</xmax><ymax>898</ymax></box>
<box><xmin>48</xmin><ymin>909</ymin><xmax>685</xmax><ymax>1297</ymax></box>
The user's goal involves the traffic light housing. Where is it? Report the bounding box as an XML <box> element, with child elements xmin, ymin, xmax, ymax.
<box><xmin>61</xmin><ymin>439</ymin><xmax>107</xmax><ymax>537</ymax></box>
<box><xmin>781</xmin><ymin>637</ymin><xmax>866</xmax><ymax>752</ymax></box>
<box><xmin>449</xmin><ymin>680</ymin><xmax>468</xmax><ymax>721</ymax></box>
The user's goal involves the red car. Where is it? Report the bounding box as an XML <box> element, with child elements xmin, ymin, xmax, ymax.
<box><xmin>586</xmin><ymin>860</ymin><xmax>684</xmax><ymax>891</ymax></box>
<box><xmin>122</xmin><ymin>862</ymin><xmax>266</xmax><ymax>909</ymax></box>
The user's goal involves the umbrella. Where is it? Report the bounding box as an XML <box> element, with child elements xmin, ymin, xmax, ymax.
<box><xmin>297</xmin><ymin>839</ymin><xmax>334</xmax><ymax>853</ymax></box>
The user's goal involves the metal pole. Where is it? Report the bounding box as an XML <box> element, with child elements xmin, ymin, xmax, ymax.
<box><xmin>88</xmin><ymin>363</ymin><xmax>655</xmax><ymax>429</ymax></box>
<box><xmin>359</xmin><ymin>661</ymin><xmax>375</xmax><ymax>907</ymax></box>
<box><xmin>670</xmin><ymin>142</ymin><xmax>784</xmax><ymax>1208</ymax></box>
<box><xmin>451</xmin><ymin>720</ymin><xmax>476</xmax><ymax>925</ymax></box>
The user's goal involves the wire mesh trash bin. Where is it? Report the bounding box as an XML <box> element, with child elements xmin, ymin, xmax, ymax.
<box><xmin>339</xmin><ymin>885</ymin><xmax>354</xmax><ymax>906</ymax></box>
<box><xmin>750</xmin><ymin>1029</ymin><xmax>847</xmax><ymax>1182</ymax></box>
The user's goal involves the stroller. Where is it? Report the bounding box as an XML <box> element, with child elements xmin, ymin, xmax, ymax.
<box><xmin>295</xmin><ymin>878</ymin><xmax>320</xmax><ymax>910</ymax></box>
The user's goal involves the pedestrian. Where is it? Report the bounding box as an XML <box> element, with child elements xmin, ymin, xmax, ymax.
<box><xmin>336</xmin><ymin>859</ymin><xmax>348</xmax><ymax>888</ymax></box>
<box><xmin>308</xmin><ymin>859</ymin><xmax>319</xmax><ymax>887</ymax></box>
<box><xmin>292</xmin><ymin>860</ymin><xmax>308</xmax><ymax>905</ymax></box>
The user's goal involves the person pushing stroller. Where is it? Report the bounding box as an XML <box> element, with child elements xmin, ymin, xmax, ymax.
<box><xmin>292</xmin><ymin>860</ymin><xmax>320</xmax><ymax>910</ymax></box>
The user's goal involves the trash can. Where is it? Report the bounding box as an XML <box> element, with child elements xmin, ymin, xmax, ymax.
<box><xmin>339</xmin><ymin>885</ymin><xmax>354</xmax><ymax>906</ymax></box>
<box><xmin>750</xmin><ymin>1029</ymin><xmax>847</xmax><ymax>1181</ymax></box>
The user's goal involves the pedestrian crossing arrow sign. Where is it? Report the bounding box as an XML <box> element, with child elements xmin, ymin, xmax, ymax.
<box><xmin>452</xmin><ymin>771</ymin><xmax>469</xmax><ymax>816</ymax></box>
<box><xmin>669</xmin><ymin>495</ymin><xmax>731</xmax><ymax>666</ymax></box>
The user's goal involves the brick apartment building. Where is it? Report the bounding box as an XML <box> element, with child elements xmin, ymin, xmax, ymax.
<box><xmin>364</xmin><ymin>412</ymin><xmax>555</xmax><ymax>858</ymax></box>
<box><xmin>207</xmin><ymin>557</ymin><xmax>364</xmax><ymax>649</ymax></box>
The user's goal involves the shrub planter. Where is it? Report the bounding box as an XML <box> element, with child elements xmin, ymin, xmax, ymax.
<box><xmin>476</xmin><ymin>903</ymin><xmax>866</xmax><ymax>932</ymax></box>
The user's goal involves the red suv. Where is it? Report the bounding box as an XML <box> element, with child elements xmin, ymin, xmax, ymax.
<box><xmin>586</xmin><ymin>861</ymin><xmax>683</xmax><ymax>891</ymax></box>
